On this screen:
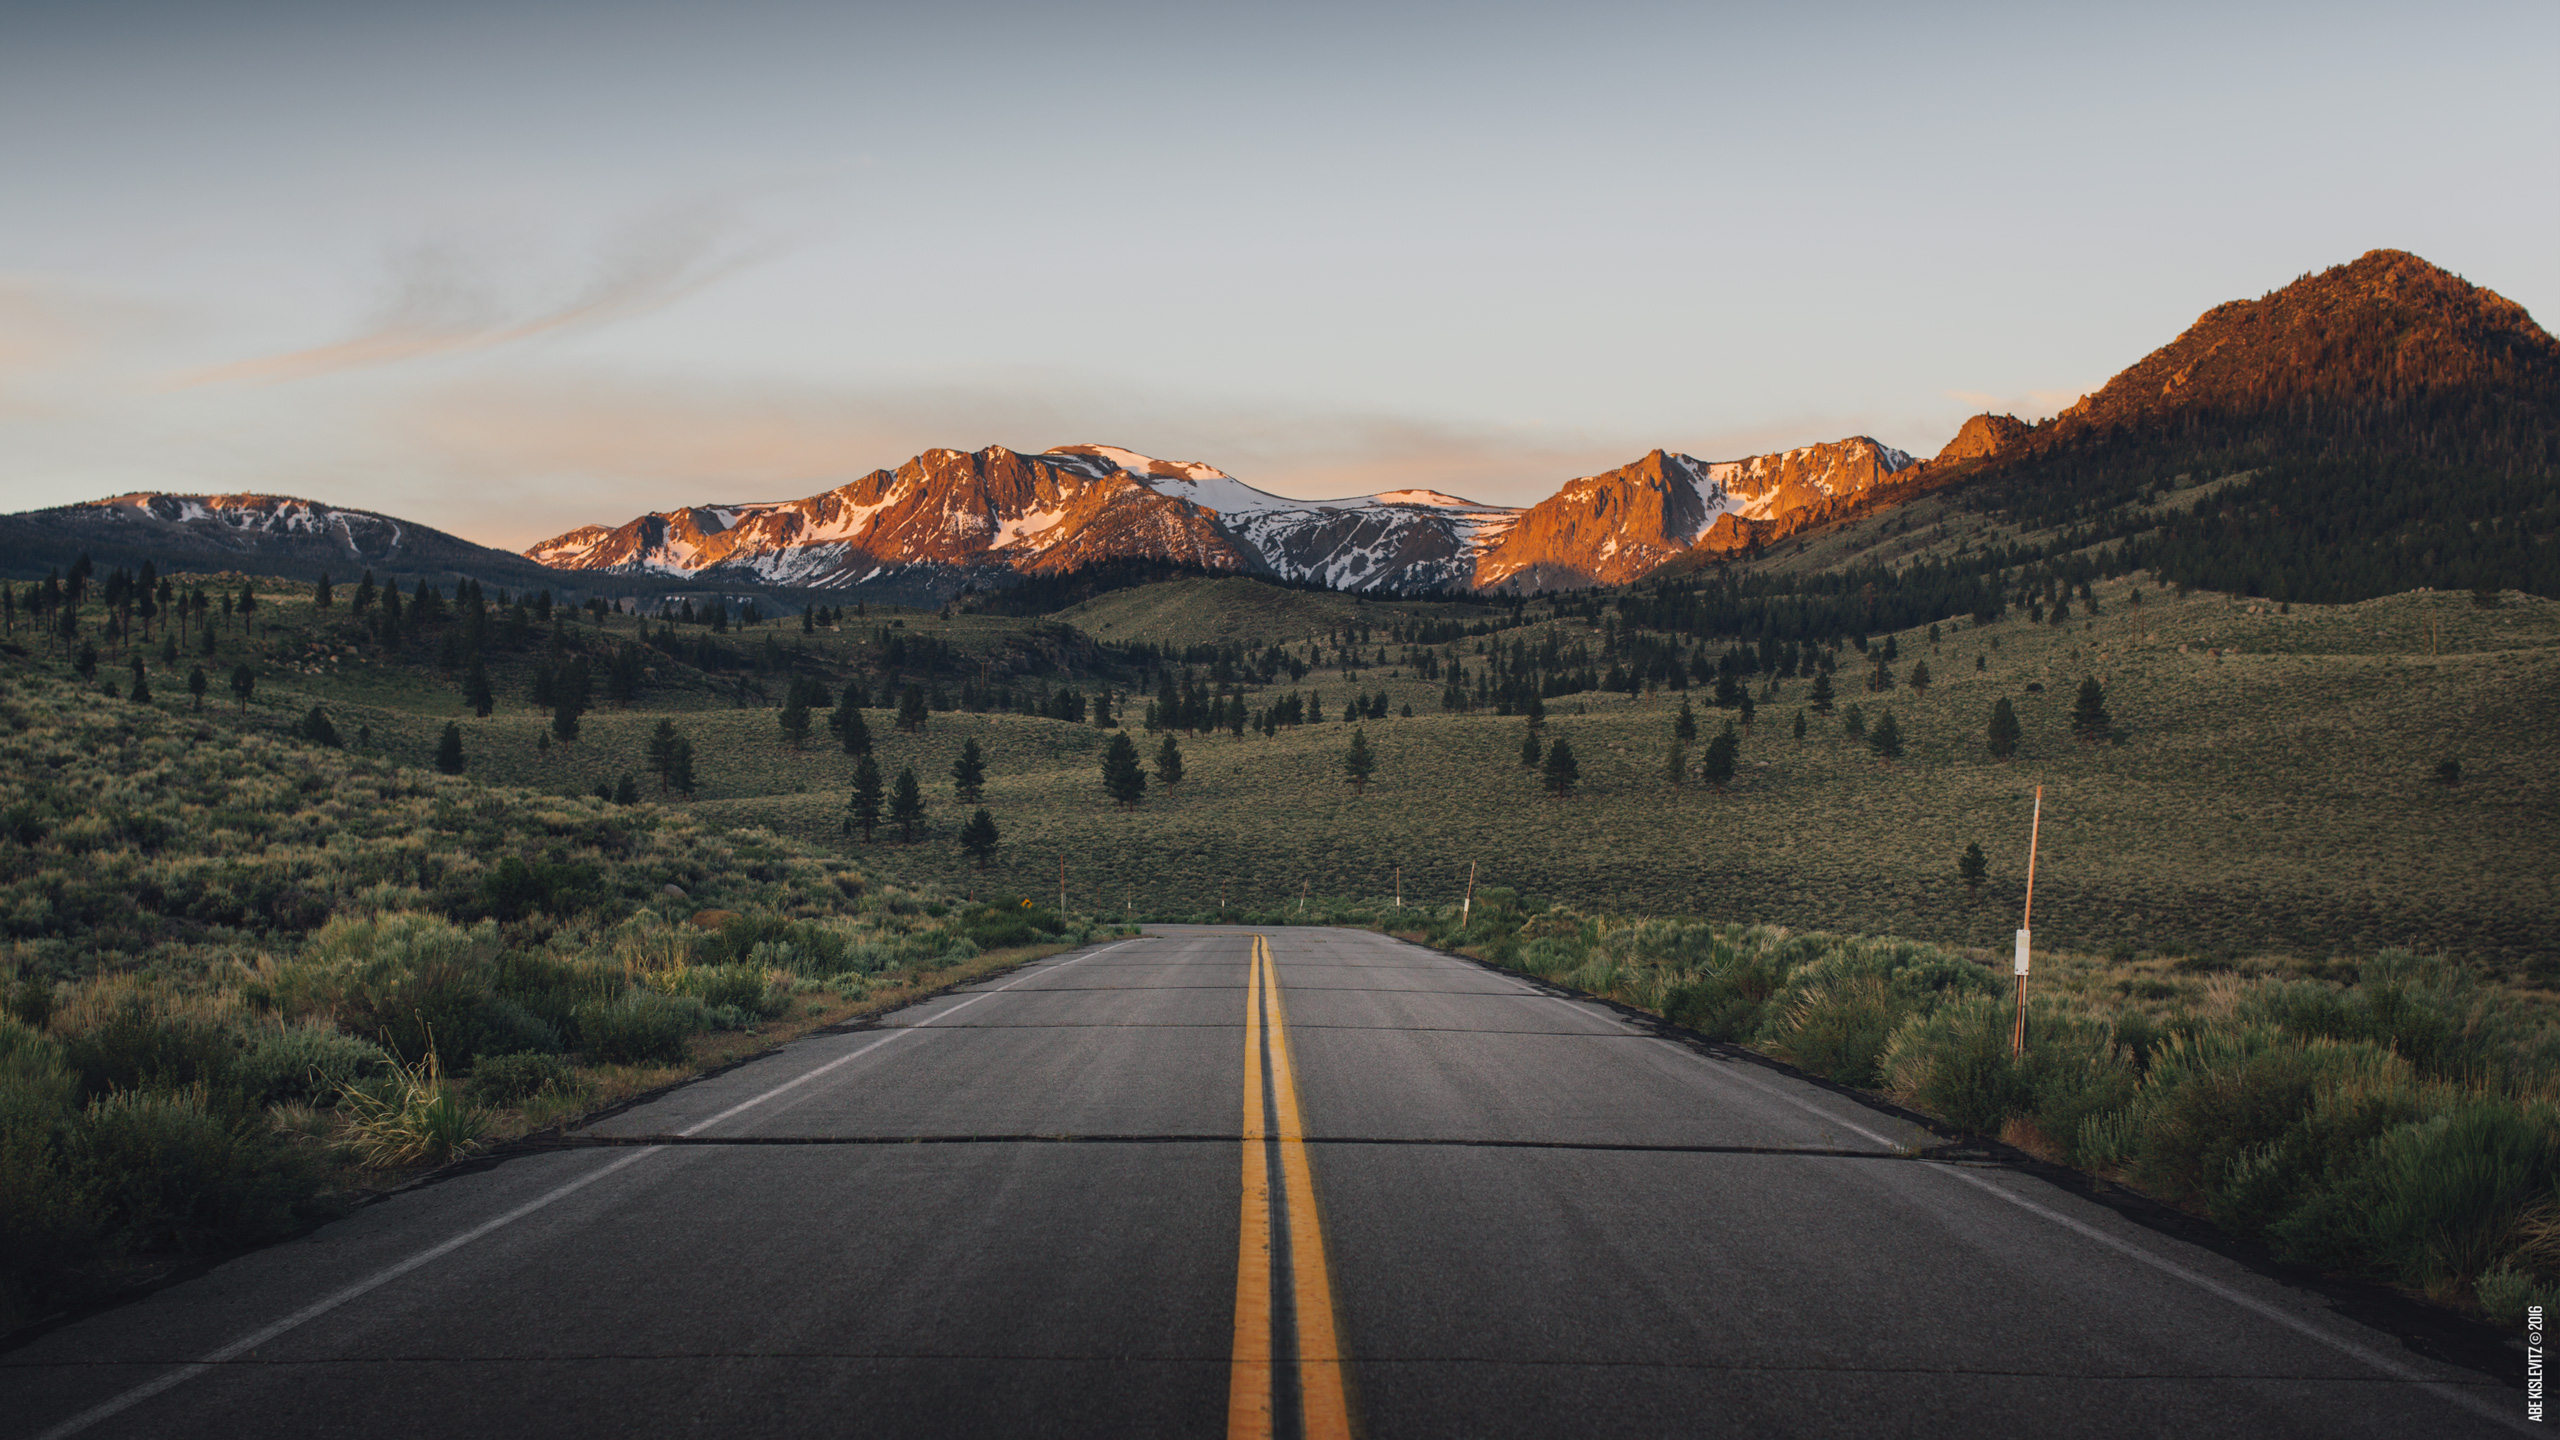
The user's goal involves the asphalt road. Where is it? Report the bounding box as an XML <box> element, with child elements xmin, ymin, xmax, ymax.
<box><xmin>2</xmin><ymin>927</ymin><xmax>2529</xmax><ymax>1437</ymax></box>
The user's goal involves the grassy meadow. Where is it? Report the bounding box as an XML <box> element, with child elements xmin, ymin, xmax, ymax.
<box><xmin>83</xmin><ymin>566</ymin><xmax>2558</xmax><ymax>972</ymax></box>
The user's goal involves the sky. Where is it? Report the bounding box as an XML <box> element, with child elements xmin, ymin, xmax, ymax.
<box><xmin>1</xmin><ymin>0</ymin><xmax>2554</xmax><ymax>550</ymax></box>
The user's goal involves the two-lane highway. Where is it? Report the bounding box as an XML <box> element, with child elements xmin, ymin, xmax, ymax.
<box><xmin>2</xmin><ymin>928</ymin><xmax>2524</xmax><ymax>1437</ymax></box>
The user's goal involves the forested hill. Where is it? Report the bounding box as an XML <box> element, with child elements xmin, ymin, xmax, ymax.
<box><xmin>1648</xmin><ymin>251</ymin><xmax>2558</xmax><ymax>632</ymax></box>
<box><xmin>1965</xmin><ymin>249</ymin><xmax>2557</xmax><ymax>600</ymax></box>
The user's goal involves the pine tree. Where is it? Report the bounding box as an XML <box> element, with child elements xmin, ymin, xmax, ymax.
<box><xmin>1870</xmin><ymin>708</ymin><xmax>1904</xmax><ymax>762</ymax></box>
<box><xmin>1909</xmin><ymin>660</ymin><xmax>1931</xmax><ymax>697</ymax></box>
<box><xmin>1521</xmin><ymin>729</ymin><xmax>1542</xmax><ymax>768</ymax></box>
<box><xmin>126</xmin><ymin>656</ymin><xmax>150</xmax><ymax>704</ymax></box>
<box><xmin>1958</xmin><ymin>842</ymin><xmax>1987</xmax><ymax>902</ymax></box>
<box><xmin>1156</xmin><ymin>735</ymin><xmax>1185</xmax><ymax>786</ymax></box>
<box><xmin>1844</xmin><ymin>704</ymin><xmax>1866</xmax><ymax>741</ymax></box>
<box><xmin>1665</xmin><ymin>739</ymin><xmax>1687</xmax><ymax>789</ymax></box>
<box><xmin>897</xmin><ymin>682</ymin><xmax>928</xmax><ymax>733</ymax></box>
<box><xmin>1988</xmin><ymin>696</ymin><xmax>2022</xmax><ymax>760</ymax></box>
<box><xmin>298</xmin><ymin>705</ymin><xmax>340</xmax><ymax>748</ymax></box>
<box><xmin>1737</xmin><ymin>691</ymin><xmax>1756</xmax><ymax>729</ymax></box>
<box><xmin>1093</xmin><ymin>690</ymin><xmax>1116</xmax><ymax>728</ymax></box>
<box><xmin>960</xmin><ymin>808</ymin><xmax>1000</xmax><ymax>869</ymax></box>
<box><xmin>953</xmin><ymin>738</ymin><xmax>987</xmax><ymax>802</ymax></box>
<box><xmin>613</xmin><ymin>773</ymin><xmax>638</xmax><ymax>806</ymax></box>
<box><xmin>840</xmin><ymin>702</ymin><xmax>872</xmax><ymax>758</ymax></box>
<box><xmin>187</xmin><ymin>665</ymin><xmax>207</xmax><ymax>711</ymax></box>
<box><xmin>2071</xmin><ymin>677</ymin><xmax>2112</xmax><ymax>744</ymax></box>
<box><xmin>646</xmin><ymin>718</ymin><xmax>678</xmax><ymax>790</ymax></box>
<box><xmin>1541</xmin><ymin>736</ymin><xmax>1579</xmax><ymax>797</ymax></box>
<box><xmin>435</xmin><ymin>723</ymin><xmax>465</xmax><ymax>775</ymax></box>
<box><xmin>1702</xmin><ymin>724</ymin><xmax>1738</xmax><ymax>792</ymax></box>
<box><xmin>229</xmin><ymin>663</ymin><xmax>255</xmax><ymax>713</ymax></box>
<box><xmin>1344</xmin><ymin>727</ymin><xmax>1375</xmax><ymax>794</ymax></box>
<box><xmin>668</xmin><ymin>737</ymin><xmax>696</xmax><ymax>798</ymax></box>
<box><xmin>1524</xmin><ymin>692</ymin><xmax>1546</xmax><ymax>731</ymax></box>
<box><xmin>1102</xmin><ymin>732</ymin><xmax>1147</xmax><ymax>809</ymax></box>
<box><xmin>552</xmin><ymin>699</ymin><xmax>580</xmax><ymax>745</ymax></box>
<box><xmin>1674</xmin><ymin>697</ymin><xmax>1697</xmax><ymax>742</ymax></box>
<box><xmin>315</xmin><ymin>573</ymin><xmax>333</xmax><ymax>609</ymax></box>
<box><xmin>464</xmin><ymin>657</ymin><xmax>494</xmax><ymax>718</ymax></box>
<box><xmin>1809</xmin><ymin>670</ymin><xmax>1836</xmax><ymax>714</ymax></box>
<box><xmin>849</xmin><ymin>754</ymin><xmax>885</xmax><ymax>839</ymax></box>
<box><xmin>1791</xmin><ymin>709</ymin><xmax>1806</xmax><ymax>741</ymax></box>
<box><xmin>890</xmin><ymin>766</ymin><xmax>925</xmax><ymax>841</ymax></box>
<box><xmin>779</xmin><ymin>687</ymin><xmax>812</xmax><ymax>749</ymax></box>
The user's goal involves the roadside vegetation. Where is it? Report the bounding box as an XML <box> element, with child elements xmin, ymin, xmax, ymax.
<box><xmin>0</xmin><ymin>663</ymin><xmax>1109</xmax><ymax>1331</ymax></box>
<box><xmin>1211</xmin><ymin>889</ymin><xmax>2560</xmax><ymax>1329</ymax></box>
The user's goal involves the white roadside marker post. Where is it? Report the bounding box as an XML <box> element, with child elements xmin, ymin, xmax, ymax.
<box><xmin>1460</xmin><ymin>860</ymin><xmax>1477</xmax><ymax>930</ymax></box>
<box><xmin>2014</xmin><ymin>785</ymin><xmax>2042</xmax><ymax>1058</ymax></box>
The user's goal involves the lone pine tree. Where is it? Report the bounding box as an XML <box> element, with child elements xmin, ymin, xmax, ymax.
<box><xmin>952</xmin><ymin>738</ymin><xmax>987</xmax><ymax>802</ymax></box>
<box><xmin>1870</xmin><ymin>708</ymin><xmax>1905</xmax><ymax>762</ymax></box>
<box><xmin>1101</xmin><ymin>732</ymin><xmax>1147</xmax><ymax>809</ymax></box>
<box><xmin>960</xmin><ymin>808</ymin><xmax>1000</xmax><ymax>869</ymax></box>
<box><xmin>1674</xmin><ymin>697</ymin><xmax>1697</xmax><ymax>742</ymax></box>
<box><xmin>1665</xmin><ymin>739</ymin><xmax>1687</xmax><ymax>789</ymax></box>
<box><xmin>1809</xmin><ymin>671</ymin><xmax>1836</xmax><ymax>714</ymax></box>
<box><xmin>1958</xmin><ymin>842</ymin><xmax>1988</xmax><ymax>902</ymax></box>
<box><xmin>2071</xmin><ymin>677</ymin><xmax>2112</xmax><ymax>744</ymax></box>
<box><xmin>1702</xmin><ymin>724</ymin><xmax>1738</xmax><ymax>792</ymax></box>
<box><xmin>1988</xmin><ymin>696</ymin><xmax>2023</xmax><ymax>759</ymax></box>
<box><xmin>464</xmin><ymin>658</ymin><xmax>494</xmax><ymax>718</ymax></box>
<box><xmin>646</xmin><ymin>718</ymin><xmax>679</xmax><ymax>790</ymax></box>
<box><xmin>896</xmin><ymin>682</ymin><xmax>928</xmax><ymax>733</ymax></box>
<box><xmin>435</xmin><ymin>723</ymin><xmax>465</xmax><ymax>775</ymax></box>
<box><xmin>889</xmin><ymin>766</ymin><xmax>926</xmax><ymax>842</ymax></box>
<box><xmin>849</xmin><ymin>755</ymin><xmax>885</xmax><ymax>840</ymax></box>
<box><xmin>1156</xmin><ymin>735</ymin><xmax>1185</xmax><ymax>786</ymax></box>
<box><xmin>1541</xmin><ymin>735</ymin><xmax>1580</xmax><ymax>798</ymax></box>
<box><xmin>778</xmin><ymin>687</ymin><xmax>813</xmax><ymax>749</ymax></box>
<box><xmin>1344</xmin><ymin>727</ymin><xmax>1376</xmax><ymax>793</ymax></box>
<box><xmin>667</xmin><ymin>737</ymin><xmax>697</xmax><ymax>798</ymax></box>
<box><xmin>1791</xmin><ymin>709</ymin><xmax>1806</xmax><ymax>741</ymax></box>
<box><xmin>1520</xmin><ymin>728</ymin><xmax>1542</xmax><ymax>768</ymax></box>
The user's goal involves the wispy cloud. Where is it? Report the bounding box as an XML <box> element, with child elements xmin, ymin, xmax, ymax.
<box><xmin>174</xmin><ymin>206</ymin><xmax>768</xmax><ymax>388</ymax></box>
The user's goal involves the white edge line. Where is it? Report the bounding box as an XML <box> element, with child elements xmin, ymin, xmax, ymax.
<box><xmin>33</xmin><ymin>939</ymin><xmax>1139</xmax><ymax>1440</ymax></box>
<box><xmin>675</xmin><ymin>938</ymin><xmax>1132</xmax><ymax>1138</ymax></box>
<box><xmin>1933</xmin><ymin>1163</ymin><xmax>2529</xmax><ymax>1434</ymax></box>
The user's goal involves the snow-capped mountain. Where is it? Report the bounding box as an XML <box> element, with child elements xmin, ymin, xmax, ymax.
<box><xmin>522</xmin><ymin>434</ymin><xmax>1934</xmax><ymax>595</ymax></box>
<box><xmin>0</xmin><ymin>492</ymin><xmax>565</xmax><ymax>590</ymax></box>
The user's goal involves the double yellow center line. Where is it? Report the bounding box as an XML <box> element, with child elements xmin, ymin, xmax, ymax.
<box><xmin>1229</xmin><ymin>934</ymin><xmax>1352</xmax><ymax>1440</ymax></box>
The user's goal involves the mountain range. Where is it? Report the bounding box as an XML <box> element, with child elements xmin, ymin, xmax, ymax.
<box><xmin>5</xmin><ymin>250</ymin><xmax>2551</xmax><ymax>600</ymax></box>
<box><xmin>521</xmin><ymin>434</ymin><xmax>1935</xmax><ymax>596</ymax></box>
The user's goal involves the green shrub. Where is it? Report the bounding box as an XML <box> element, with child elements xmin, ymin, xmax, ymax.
<box><xmin>1884</xmin><ymin>994</ymin><xmax>2034</xmax><ymax>1133</ymax></box>
<box><xmin>75</xmin><ymin>1086</ymin><xmax>320</xmax><ymax>1249</ymax></box>
<box><xmin>574</xmin><ymin>990</ymin><xmax>702</xmax><ymax>1065</ymax></box>
<box><xmin>651</xmin><ymin>964</ymin><xmax>778</xmax><ymax>1016</ymax></box>
<box><xmin>478</xmin><ymin>856</ymin><xmax>604</xmax><ymax>922</ymax></box>
<box><xmin>1760</xmin><ymin>941</ymin><xmax>1996</xmax><ymax>1089</ymax></box>
<box><xmin>0</xmin><ymin>1019</ymin><xmax>95</xmax><ymax>1319</ymax></box>
<box><xmin>472</xmin><ymin>997</ymin><xmax>562</xmax><ymax>1058</ymax></box>
<box><xmin>471</xmin><ymin>1051</ymin><xmax>570</xmax><ymax>1105</ymax></box>
<box><xmin>57</xmin><ymin>997</ymin><xmax>239</xmax><ymax>1098</ymax></box>
<box><xmin>236</xmin><ymin>1023</ymin><xmax>392</xmax><ymax>1106</ymax></box>
<box><xmin>2337</xmin><ymin>1101</ymin><xmax>2560</xmax><ymax>1289</ymax></box>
